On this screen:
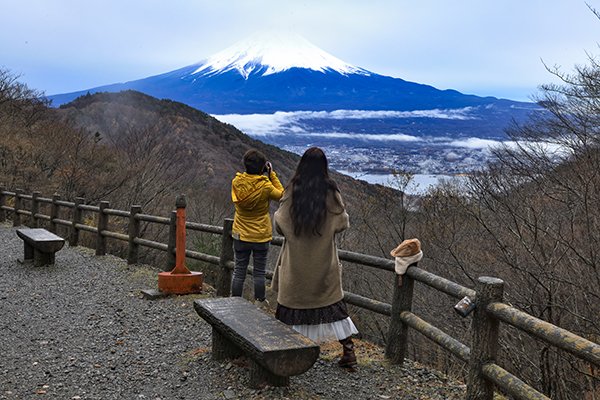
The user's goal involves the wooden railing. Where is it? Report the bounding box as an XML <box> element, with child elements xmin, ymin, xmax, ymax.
<box><xmin>1</xmin><ymin>188</ymin><xmax>598</xmax><ymax>400</ymax></box>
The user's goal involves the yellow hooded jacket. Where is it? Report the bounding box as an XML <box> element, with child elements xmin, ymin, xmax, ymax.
<box><xmin>231</xmin><ymin>171</ymin><xmax>284</xmax><ymax>242</ymax></box>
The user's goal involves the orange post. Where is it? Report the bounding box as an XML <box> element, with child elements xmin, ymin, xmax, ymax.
<box><xmin>172</xmin><ymin>203</ymin><xmax>189</xmax><ymax>274</ymax></box>
<box><xmin>158</xmin><ymin>195</ymin><xmax>203</xmax><ymax>294</ymax></box>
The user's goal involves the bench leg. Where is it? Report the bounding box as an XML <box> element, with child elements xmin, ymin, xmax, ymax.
<box><xmin>249</xmin><ymin>359</ymin><xmax>289</xmax><ymax>388</ymax></box>
<box><xmin>210</xmin><ymin>327</ymin><xmax>289</xmax><ymax>388</ymax></box>
<box><xmin>33</xmin><ymin>249</ymin><xmax>54</xmax><ymax>267</ymax></box>
<box><xmin>212</xmin><ymin>328</ymin><xmax>242</xmax><ymax>361</ymax></box>
<box><xmin>23</xmin><ymin>242</ymin><xmax>34</xmax><ymax>262</ymax></box>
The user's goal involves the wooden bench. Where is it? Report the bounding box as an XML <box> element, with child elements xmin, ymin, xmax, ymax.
<box><xmin>16</xmin><ymin>228</ymin><xmax>65</xmax><ymax>267</ymax></box>
<box><xmin>194</xmin><ymin>297</ymin><xmax>320</xmax><ymax>388</ymax></box>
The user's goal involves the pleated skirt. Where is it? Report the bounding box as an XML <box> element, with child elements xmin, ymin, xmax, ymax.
<box><xmin>276</xmin><ymin>300</ymin><xmax>359</xmax><ymax>343</ymax></box>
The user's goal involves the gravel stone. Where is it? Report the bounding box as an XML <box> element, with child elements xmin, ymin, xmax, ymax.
<box><xmin>0</xmin><ymin>223</ymin><xmax>467</xmax><ymax>399</ymax></box>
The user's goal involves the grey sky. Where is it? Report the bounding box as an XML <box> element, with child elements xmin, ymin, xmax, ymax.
<box><xmin>1</xmin><ymin>0</ymin><xmax>599</xmax><ymax>101</ymax></box>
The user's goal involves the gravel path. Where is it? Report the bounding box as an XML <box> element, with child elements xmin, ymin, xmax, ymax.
<box><xmin>0</xmin><ymin>223</ymin><xmax>467</xmax><ymax>399</ymax></box>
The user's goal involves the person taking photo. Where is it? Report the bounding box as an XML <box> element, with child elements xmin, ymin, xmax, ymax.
<box><xmin>231</xmin><ymin>149</ymin><xmax>284</xmax><ymax>305</ymax></box>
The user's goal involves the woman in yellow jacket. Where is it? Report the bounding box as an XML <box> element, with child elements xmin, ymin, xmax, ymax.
<box><xmin>231</xmin><ymin>149</ymin><xmax>284</xmax><ymax>303</ymax></box>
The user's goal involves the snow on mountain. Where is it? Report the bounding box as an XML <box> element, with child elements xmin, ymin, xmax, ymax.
<box><xmin>190</xmin><ymin>31</ymin><xmax>370</xmax><ymax>79</ymax></box>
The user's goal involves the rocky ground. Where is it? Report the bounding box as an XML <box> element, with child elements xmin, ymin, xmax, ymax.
<box><xmin>0</xmin><ymin>223</ymin><xmax>468</xmax><ymax>399</ymax></box>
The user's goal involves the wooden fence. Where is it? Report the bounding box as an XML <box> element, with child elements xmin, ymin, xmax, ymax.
<box><xmin>1</xmin><ymin>188</ymin><xmax>598</xmax><ymax>400</ymax></box>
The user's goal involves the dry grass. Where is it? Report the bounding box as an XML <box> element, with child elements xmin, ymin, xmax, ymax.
<box><xmin>319</xmin><ymin>338</ymin><xmax>385</xmax><ymax>367</ymax></box>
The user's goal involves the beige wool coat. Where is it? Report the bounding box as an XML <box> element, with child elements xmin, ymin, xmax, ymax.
<box><xmin>271</xmin><ymin>188</ymin><xmax>350</xmax><ymax>309</ymax></box>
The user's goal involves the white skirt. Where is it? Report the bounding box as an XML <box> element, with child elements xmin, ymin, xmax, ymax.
<box><xmin>291</xmin><ymin>317</ymin><xmax>359</xmax><ymax>343</ymax></box>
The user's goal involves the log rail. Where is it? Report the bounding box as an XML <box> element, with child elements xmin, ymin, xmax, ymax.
<box><xmin>0</xmin><ymin>187</ymin><xmax>598</xmax><ymax>400</ymax></box>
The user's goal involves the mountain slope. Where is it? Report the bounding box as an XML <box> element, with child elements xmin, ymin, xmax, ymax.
<box><xmin>48</xmin><ymin>32</ymin><xmax>534</xmax><ymax>116</ymax></box>
<box><xmin>55</xmin><ymin>90</ymin><xmax>398</xmax><ymax>205</ymax></box>
<box><xmin>56</xmin><ymin>90</ymin><xmax>299</xmax><ymax>185</ymax></box>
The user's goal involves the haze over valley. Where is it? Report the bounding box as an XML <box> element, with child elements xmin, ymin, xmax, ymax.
<box><xmin>212</xmin><ymin>104</ymin><xmax>537</xmax><ymax>182</ymax></box>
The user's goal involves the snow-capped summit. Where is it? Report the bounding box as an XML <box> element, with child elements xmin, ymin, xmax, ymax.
<box><xmin>191</xmin><ymin>31</ymin><xmax>370</xmax><ymax>79</ymax></box>
<box><xmin>48</xmin><ymin>31</ymin><xmax>535</xmax><ymax>119</ymax></box>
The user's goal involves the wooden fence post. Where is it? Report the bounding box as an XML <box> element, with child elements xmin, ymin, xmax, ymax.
<box><xmin>385</xmin><ymin>272</ymin><xmax>415</xmax><ymax>364</ymax></box>
<box><xmin>0</xmin><ymin>186</ymin><xmax>5</xmax><ymax>222</ymax></box>
<box><xmin>30</xmin><ymin>191</ymin><xmax>40</xmax><ymax>228</ymax></box>
<box><xmin>13</xmin><ymin>189</ymin><xmax>23</xmax><ymax>227</ymax></box>
<box><xmin>127</xmin><ymin>205</ymin><xmax>141</xmax><ymax>264</ymax></box>
<box><xmin>466</xmin><ymin>276</ymin><xmax>504</xmax><ymax>400</ymax></box>
<box><xmin>165</xmin><ymin>210</ymin><xmax>177</xmax><ymax>271</ymax></box>
<box><xmin>70</xmin><ymin>197</ymin><xmax>84</xmax><ymax>246</ymax></box>
<box><xmin>49</xmin><ymin>194</ymin><xmax>60</xmax><ymax>234</ymax></box>
<box><xmin>216</xmin><ymin>218</ymin><xmax>234</xmax><ymax>297</ymax></box>
<box><xmin>96</xmin><ymin>201</ymin><xmax>109</xmax><ymax>256</ymax></box>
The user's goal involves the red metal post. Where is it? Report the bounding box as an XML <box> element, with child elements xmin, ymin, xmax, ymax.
<box><xmin>157</xmin><ymin>194</ymin><xmax>203</xmax><ymax>294</ymax></box>
<box><xmin>171</xmin><ymin>202</ymin><xmax>190</xmax><ymax>274</ymax></box>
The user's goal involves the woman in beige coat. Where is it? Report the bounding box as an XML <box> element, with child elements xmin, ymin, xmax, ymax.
<box><xmin>272</xmin><ymin>147</ymin><xmax>358</xmax><ymax>369</ymax></box>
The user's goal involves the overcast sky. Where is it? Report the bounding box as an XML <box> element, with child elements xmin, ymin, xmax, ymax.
<box><xmin>1</xmin><ymin>0</ymin><xmax>599</xmax><ymax>101</ymax></box>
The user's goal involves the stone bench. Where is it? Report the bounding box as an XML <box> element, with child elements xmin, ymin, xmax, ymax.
<box><xmin>16</xmin><ymin>228</ymin><xmax>65</xmax><ymax>267</ymax></box>
<box><xmin>194</xmin><ymin>297</ymin><xmax>320</xmax><ymax>388</ymax></box>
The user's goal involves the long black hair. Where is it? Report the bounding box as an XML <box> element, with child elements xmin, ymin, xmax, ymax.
<box><xmin>288</xmin><ymin>147</ymin><xmax>342</xmax><ymax>236</ymax></box>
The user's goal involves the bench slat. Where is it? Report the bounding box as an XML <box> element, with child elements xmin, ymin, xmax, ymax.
<box><xmin>16</xmin><ymin>228</ymin><xmax>65</xmax><ymax>253</ymax></box>
<box><xmin>194</xmin><ymin>297</ymin><xmax>319</xmax><ymax>377</ymax></box>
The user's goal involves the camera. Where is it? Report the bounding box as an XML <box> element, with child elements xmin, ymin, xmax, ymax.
<box><xmin>264</xmin><ymin>161</ymin><xmax>272</xmax><ymax>173</ymax></box>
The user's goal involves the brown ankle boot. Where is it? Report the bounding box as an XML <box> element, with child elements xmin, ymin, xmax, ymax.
<box><xmin>338</xmin><ymin>337</ymin><xmax>357</xmax><ymax>369</ymax></box>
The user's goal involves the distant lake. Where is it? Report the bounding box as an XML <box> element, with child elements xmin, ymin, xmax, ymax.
<box><xmin>337</xmin><ymin>171</ymin><xmax>466</xmax><ymax>195</ymax></box>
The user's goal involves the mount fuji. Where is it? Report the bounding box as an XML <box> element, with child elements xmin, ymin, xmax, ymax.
<box><xmin>49</xmin><ymin>32</ymin><xmax>540</xmax><ymax>177</ymax></box>
<box><xmin>48</xmin><ymin>32</ymin><xmax>535</xmax><ymax>116</ymax></box>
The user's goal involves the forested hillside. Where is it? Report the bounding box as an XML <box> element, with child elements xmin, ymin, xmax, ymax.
<box><xmin>408</xmin><ymin>50</ymin><xmax>600</xmax><ymax>399</ymax></box>
<box><xmin>1</xmin><ymin>81</ymin><xmax>401</xmax><ymax>223</ymax></box>
<box><xmin>53</xmin><ymin>90</ymin><xmax>408</xmax><ymax>242</ymax></box>
<box><xmin>55</xmin><ymin>90</ymin><xmax>299</xmax><ymax>218</ymax></box>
